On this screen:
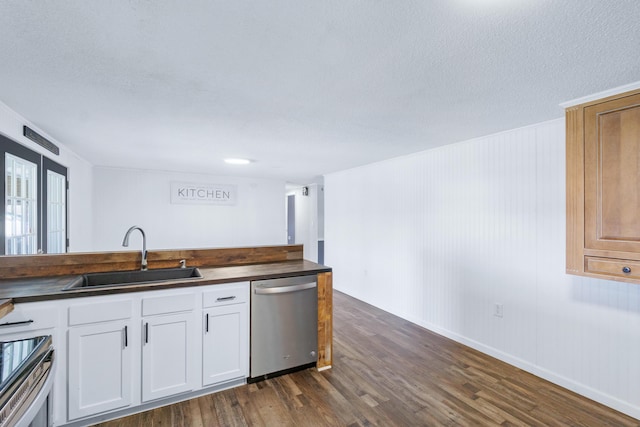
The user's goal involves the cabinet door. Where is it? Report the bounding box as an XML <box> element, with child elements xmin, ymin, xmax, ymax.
<box><xmin>141</xmin><ymin>312</ymin><xmax>196</xmax><ymax>402</ymax></box>
<box><xmin>68</xmin><ymin>320</ymin><xmax>133</xmax><ymax>420</ymax></box>
<box><xmin>585</xmin><ymin>93</ymin><xmax>640</xmax><ymax>253</ymax></box>
<box><xmin>203</xmin><ymin>303</ymin><xmax>248</xmax><ymax>386</ymax></box>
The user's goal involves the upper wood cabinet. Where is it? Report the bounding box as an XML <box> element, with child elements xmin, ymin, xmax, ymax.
<box><xmin>567</xmin><ymin>88</ymin><xmax>640</xmax><ymax>283</ymax></box>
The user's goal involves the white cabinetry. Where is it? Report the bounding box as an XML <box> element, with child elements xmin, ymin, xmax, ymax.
<box><xmin>4</xmin><ymin>281</ymin><xmax>251</xmax><ymax>425</ymax></box>
<box><xmin>0</xmin><ymin>301</ymin><xmax>63</xmax><ymax>425</ymax></box>
<box><xmin>141</xmin><ymin>292</ymin><xmax>197</xmax><ymax>402</ymax></box>
<box><xmin>0</xmin><ymin>301</ymin><xmax>60</xmax><ymax>339</ymax></box>
<box><xmin>67</xmin><ymin>299</ymin><xmax>134</xmax><ymax>421</ymax></box>
<box><xmin>68</xmin><ymin>320</ymin><xmax>133</xmax><ymax>419</ymax></box>
<box><xmin>202</xmin><ymin>283</ymin><xmax>249</xmax><ymax>386</ymax></box>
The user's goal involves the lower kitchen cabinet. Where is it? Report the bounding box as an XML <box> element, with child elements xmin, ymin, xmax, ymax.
<box><xmin>53</xmin><ymin>282</ymin><xmax>249</xmax><ymax>424</ymax></box>
<box><xmin>67</xmin><ymin>319</ymin><xmax>133</xmax><ymax>420</ymax></box>
<box><xmin>203</xmin><ymin>303</ymin><xmax>248</xmax><ymax>386</ymax></box>
<box><xmin>66</xmin><ymin>298</ymin><xmax>134</xmax><ymax>421</ymax></box>
<box><xmin>0</xmin><ymin>301</ymin><xmax>63</xmax><ymax>426</ymax></box>
<box><xmin>141</xmin><ymin>312</ymin><xmax>197</xmax><ymax>402</ymax></box>
<box><xmin>202</xmin><ymin>283</ymin><xmax>249</xmax><ymax>386</ymax></box>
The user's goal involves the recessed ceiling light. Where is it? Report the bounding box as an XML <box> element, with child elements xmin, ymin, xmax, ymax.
<box><xmin>224</xmin><ymin>158</ymin><xmax>252</xmax><ymax>165</ymax></box>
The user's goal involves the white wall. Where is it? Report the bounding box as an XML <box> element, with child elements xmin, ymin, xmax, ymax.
<box><xmin>92</xmin><ymin>167</ymin><xmax>286</xmax><ymax>251</ymax></box>
<box><xmin>325</xmin><ymin>118</ymin><xmax>640</xmax><ymax>419</ymax></box>
<box><xmin>0</xmin><ymin>101</ymin><xmax>94</xmax><ymax>252</ymax></box>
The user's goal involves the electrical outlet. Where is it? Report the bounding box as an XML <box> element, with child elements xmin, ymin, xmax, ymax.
<box><xmin>494</xmin><ymin>303</ymin><xmax>504</xmax><ymax>318</ymax></box>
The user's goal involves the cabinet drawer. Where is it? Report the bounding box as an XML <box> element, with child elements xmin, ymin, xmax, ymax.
<box><xmin>585</xmin><ymin>257</ymin><xmax>640</xmax><ymax>280</ymax></box>
<box><xmin>203</xmin><ymin>283</ymin><xmax>248</xmax><ymax>308</ymax></box>
<box><xmin>0</xmin><ymin>304</ymin><xmax>58</xmax><ymax>333</ymax></box>
<box><xmin>69</xmin><ymin>299</ymin><xmax>133</xmax><ymax>326</ymax></box>
<box><xmin>143</xmin><ymin>292</ymin><xmax>195</xmax><ymax>316</ymax></box>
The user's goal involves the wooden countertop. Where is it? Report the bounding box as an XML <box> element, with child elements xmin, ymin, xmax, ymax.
<box><xmin>0</xmin><ymin>260</ymin><xmax>331</xmax><ymax>303</ymax></box>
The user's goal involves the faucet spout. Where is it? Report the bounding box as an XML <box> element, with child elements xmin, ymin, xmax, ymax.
<box><xmin>122</xmin><ymin>226</ymin><xmax>148</xmax><ymax>270</ymax></box>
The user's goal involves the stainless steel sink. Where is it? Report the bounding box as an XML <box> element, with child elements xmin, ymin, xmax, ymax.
<box><xmin>62</xmin><ymin>267</ymin><xmax>202</xmax><ymax>291</ymax></box>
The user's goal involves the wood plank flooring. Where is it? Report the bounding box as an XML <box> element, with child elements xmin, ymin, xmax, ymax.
<box><xmin>95</xmin><ymin>291</ymin><xmax>640</xmax><ymax>426</ymax></box>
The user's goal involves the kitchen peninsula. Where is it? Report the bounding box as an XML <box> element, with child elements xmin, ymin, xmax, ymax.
<box><xmin>0</xmin><ymin>244</ymin><xmax>332</xmax><ymax>426</ymax></box>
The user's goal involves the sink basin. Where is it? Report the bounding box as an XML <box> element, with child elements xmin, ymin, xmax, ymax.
<box><xmin>63</xmin><ymin>267</ymin><xmax>202</xmax><ymax>291</ymax></box>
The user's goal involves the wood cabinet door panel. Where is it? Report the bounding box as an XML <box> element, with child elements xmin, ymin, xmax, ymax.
<box><xmin>585</xmin><ymin>256</ymin><xmax>640</xmax><ymax>280</ymax></box>
<box><xmin>585</xmin><ymin>93</ymin><xmax>640</xmax><ymax>252</ymax></box>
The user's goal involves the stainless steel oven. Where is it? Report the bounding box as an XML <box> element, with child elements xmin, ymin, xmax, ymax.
<box><xmin>0</xmin><ymin>336</ymin><xmax>54</xmax><ymax>427</ymax></box>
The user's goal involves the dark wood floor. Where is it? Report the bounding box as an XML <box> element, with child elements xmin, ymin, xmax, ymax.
<box><xmin>96</xmin><ymin>291</ymin><xmax>639</xmax><ymax>426</ymax></box>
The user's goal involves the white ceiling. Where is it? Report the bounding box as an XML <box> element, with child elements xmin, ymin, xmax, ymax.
<box><xmin>0</xmin><ymin>1</ymin><xmax>639</xmax><ymax>184</ymax></box>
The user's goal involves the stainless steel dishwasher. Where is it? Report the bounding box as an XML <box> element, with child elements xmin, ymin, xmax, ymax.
<box><xmin>250</xmin><ymin>275</ymin><xmax>318</xmax><ymax>381</ymax></box>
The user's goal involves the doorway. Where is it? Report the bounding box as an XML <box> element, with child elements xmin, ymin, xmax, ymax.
<box><xmin>0</xmin><ymin>134</ymin><xmax>68</xmax><ymax>254</ymax></box>
<box><xmin>287</xmin><ymin>194</ymin><xmax>295</xmax><ymax>245</ymax></box>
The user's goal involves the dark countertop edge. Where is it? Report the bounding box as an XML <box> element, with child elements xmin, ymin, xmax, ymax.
<box><xmin>1</xmin><ymin>260</ymin><xmax>332</xmax><ymax>304</ymax></box>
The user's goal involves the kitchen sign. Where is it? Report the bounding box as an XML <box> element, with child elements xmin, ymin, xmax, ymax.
<box><xmin>170</xmin><ymin>182</ymin><xmax>237</xmax><ymax>205</ymax></box>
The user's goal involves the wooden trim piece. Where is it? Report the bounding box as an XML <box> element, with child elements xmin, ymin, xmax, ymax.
<box><xmin>148</xmin><ymin>245</ymin><xmax>303</xmax><ymax>269</ymax></box>
<box><xmin>583</xmin><ymin>248</ymin><xmax>640</xmax><ymax>262</ymax></box>
<box><xmin>566</xmin><ymin>106</ymin><xmax>585</xmax><ymax>275</ymax></box>
<box><xmin>560</xmin><ymin>81</ymin><xmax>640</xmax><ymax>108</ymax></box>
<box><xmin>0</xmin><ymin>245</ymin><xmax>303</xmax><ymax>279</ymax></box>
<box><xmin>0</xmin><ymin>299</ymin><xmax>13</xmax><ymax>319</ymax></box>
<box><xmin>317</xmin><ymin>271</ymin><xmax>333</xmax><ymax>370</ymax></box>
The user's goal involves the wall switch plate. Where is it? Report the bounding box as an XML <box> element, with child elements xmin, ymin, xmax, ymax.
<box><xmin>494</xmin><ymin>303</ymin><xmax>504</xmax><ymax>318</ymax></box>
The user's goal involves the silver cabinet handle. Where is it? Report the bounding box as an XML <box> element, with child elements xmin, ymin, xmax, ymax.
<box><xmin>144</xmin><ymin>322</ymin><xmax>149</xmax><ymax>344</ymax></box>
<box><xmin>124</xmin><ymin>325</ymin><xmax>128</xmax><ymax>348</ymax></box>
<box><xmin>216</xmin><ymin>296</ymin><xmax>236</xmax><ymax>302</ymax></box>
<box><xmin>205</xmin><ymin>313</ymin><xmax>209</xmax><ymax>333</ymax></box>
<box><xmin>254</xmin><ymin>282</ymin><xmax>316</xmax><ymax>295</ymax></box>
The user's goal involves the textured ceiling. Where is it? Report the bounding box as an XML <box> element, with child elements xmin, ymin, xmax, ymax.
<box><xmin>0</xmin><ymin>1</ymin><xmax>639</xmax><ymax>184</ymax></box>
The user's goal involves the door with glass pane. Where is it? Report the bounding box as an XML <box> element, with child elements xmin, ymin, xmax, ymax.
<box><xmin>2</xmin><ymin>141</ymin><xmax>41</xmax><ymax>255</ymax></box>
<box><xmin>0</xmin><ymin>134</ymin><xmax>68</xmax><ymax>255</ymax></box>
<box><xmin>43</xmin><ymin>158</ymin><xmax>68</xmax><ymax>254</ymax></box>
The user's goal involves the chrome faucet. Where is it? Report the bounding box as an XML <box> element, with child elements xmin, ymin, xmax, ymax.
<box><xmin>122</xmin><ymin>226</ymin><xmax>147</xmax><ymax>271</ymax></box>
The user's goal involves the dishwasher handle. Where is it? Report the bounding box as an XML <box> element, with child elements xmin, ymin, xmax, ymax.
<box><xmin>254</xmin><ymin>281</ymin><xmax>316</xmax><ymax>295</ymax></box>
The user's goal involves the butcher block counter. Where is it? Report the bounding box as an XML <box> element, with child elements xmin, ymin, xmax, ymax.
<box><xmin>0</xmin><ymin>244</ymin><xmax>333</xmax><ymax>370</ymax></box>
<box><xmin>0</xmin><ymin>260</ymin><xmax>330</xmax><ymax>302</ymax></box>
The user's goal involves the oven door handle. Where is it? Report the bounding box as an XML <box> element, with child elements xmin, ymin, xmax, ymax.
<box><xmin>254</xmin><ymin>282</ymin><xmax>316</xmax><ymax>295</ymax></box>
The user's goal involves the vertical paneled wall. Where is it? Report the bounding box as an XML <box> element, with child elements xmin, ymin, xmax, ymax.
<box><xmin>325</xmin><ymin>118</ymin><xmax>640</xmax><ymax>418</ymax></box>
